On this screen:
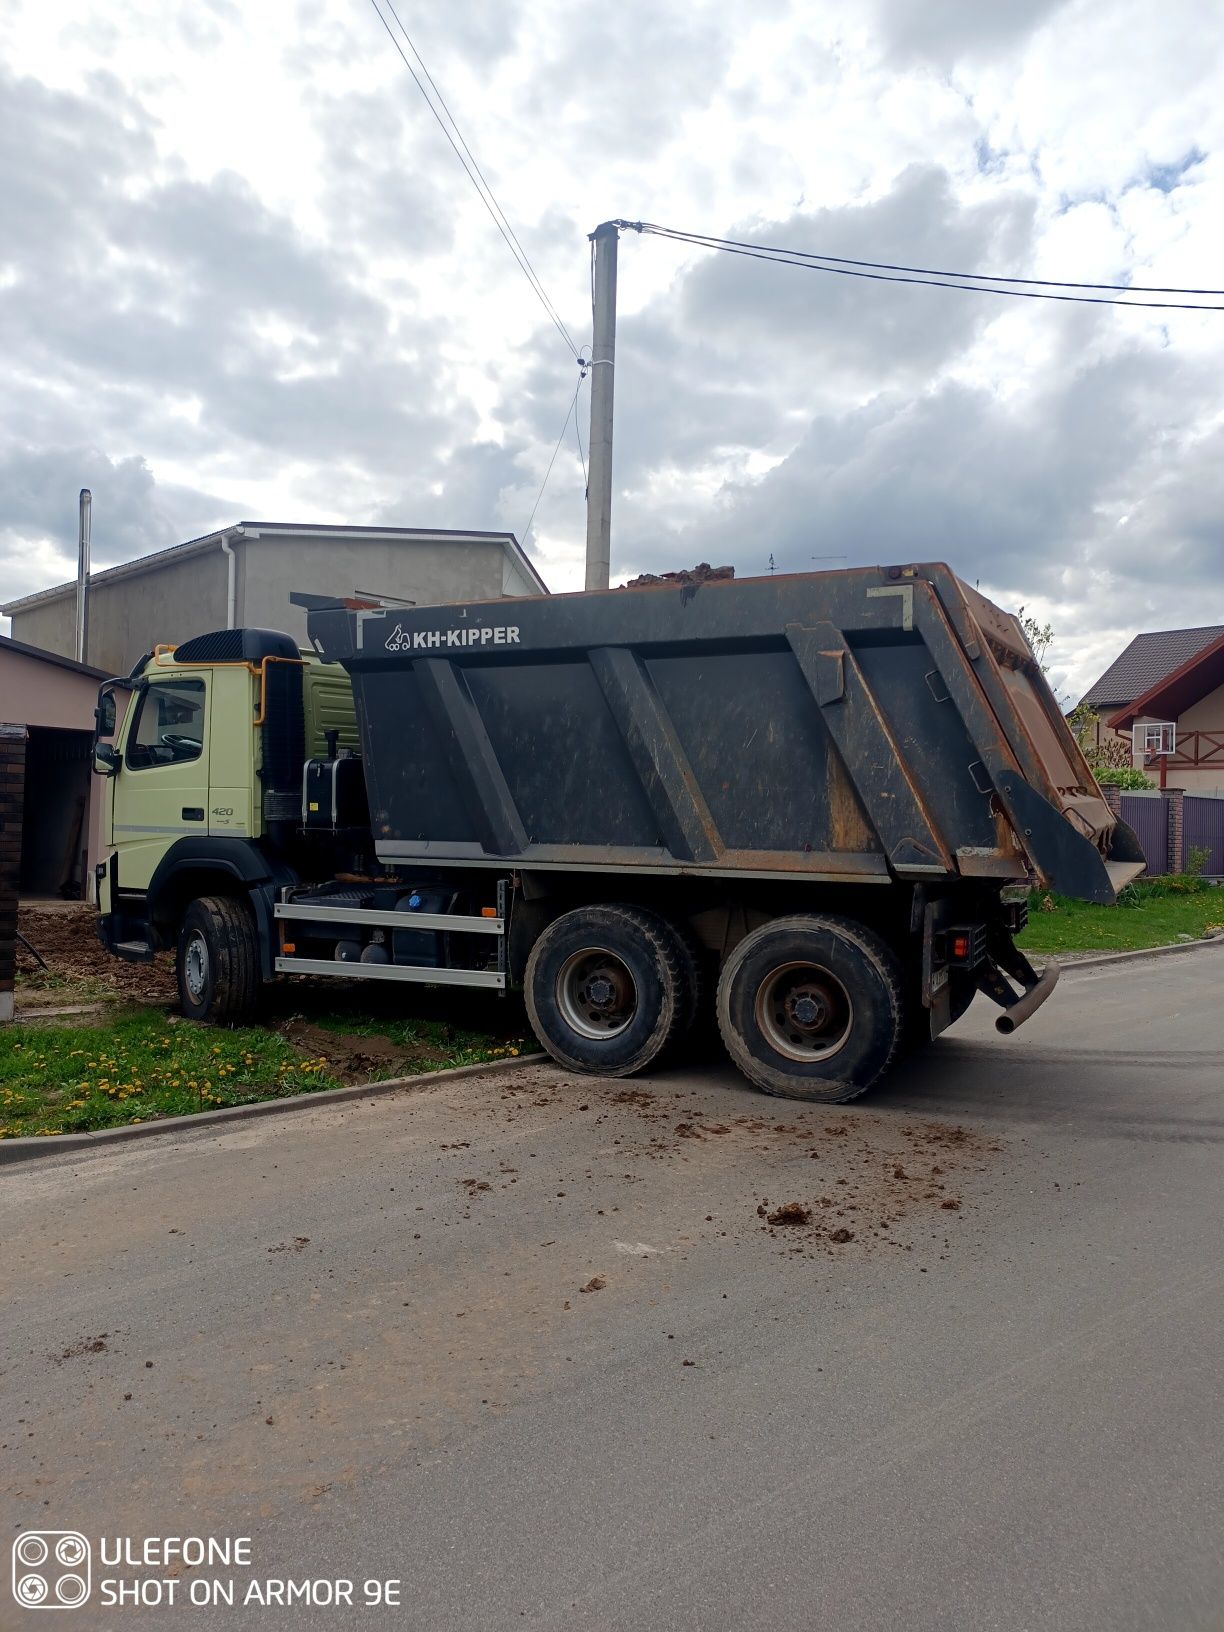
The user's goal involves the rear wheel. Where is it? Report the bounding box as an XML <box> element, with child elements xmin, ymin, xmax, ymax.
<box><xmin>176</xmin><ymin>896</ymin><xmax>260</xmax><ymax>1025</ymax></box>
<box><xmin>631</xmin><ymin>910</ymin><xmax>712</xmax><ymax>1062</ymax></box>
<box><xmin>716</xmin><ymin>914</ymin><xmax>904</xmax><ymax>1102</ymax></box>
<box><xmin>524</xmin><ymin>904</ymin><xmax>686</xmax><ymax>1076</ymax></box>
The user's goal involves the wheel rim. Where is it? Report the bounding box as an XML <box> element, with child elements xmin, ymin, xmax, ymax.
<box><xmin>183</xmin><ymin>930</ymin><xmax>209</xmax><ymax>1002</ymax></box>
<box><xmin>556</xmin><ymin>946</ymin><xmax>638</xmax><ymax>1040</ymax></box>
<box><xmin>755</xmin><ymin>960</ymin><xmax>854</xmax><ymax>1063</ymax></box>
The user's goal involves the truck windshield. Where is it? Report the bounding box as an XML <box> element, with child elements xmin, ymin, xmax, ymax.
<box><xmin>125</xmin><ymin>678</ymin><xmax>206</xmax><ymax>770</ymax></box>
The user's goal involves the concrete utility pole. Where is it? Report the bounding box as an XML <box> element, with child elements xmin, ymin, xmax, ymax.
<box><xmin>75</xmin><ymin>488</ymin><xmax>91</xmax><ymax>665</ymax></box>
<box><xmin>585</xmin><ymin>221</ymin><xmax>620</xmax><ymax>591</ymax></box>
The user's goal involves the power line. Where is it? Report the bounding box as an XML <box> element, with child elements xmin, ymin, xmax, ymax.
<box><xmin>380</xmin><ymin>0</ymin><xmax>578</xmax><ymax>354</ymax></box>
<box><xmin>573</xmin><ymin>391</ymin><xmax>588</xmax><ymax>493</ymax></box>
<box><xmin>627</xmin><ymin>222</ymin><xmax>1224</xmax><ymax>297</ymax></box>
<box><xmin>367</xmin><ymin>0</ymin><xmax>579</xmax><ymax>356</ymax></box>
<box><xmin>521</xmin><ymin>374</ymin><xmax>586</xmax><ymax>543</ymax></box>
<box><xmin>623</xmin><ymin>221</ymin><xmax>1224</xmax><ymax>312</ymax></box>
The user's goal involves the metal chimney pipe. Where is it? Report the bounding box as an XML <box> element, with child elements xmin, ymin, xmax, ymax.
<box><xmin>75</xmin><ymin>488</ymin><xmax>91</xmax><ymax>664</ymax></box>
<box><xmin>585</xmin><ymin>221</ymin><xmax>620</xmax><ymax>591</ymax></box>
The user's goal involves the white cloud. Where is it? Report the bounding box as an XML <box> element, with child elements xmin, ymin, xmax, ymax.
<box><xmin>0</xmin><ymin>0</ymin><xmax>1221</xmax><ymax>697</ymax></box>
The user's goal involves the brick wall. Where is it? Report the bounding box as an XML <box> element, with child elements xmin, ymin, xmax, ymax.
<box><xmin>0</xmin><ymin>723</ymin><xmax>27</xmax><ymax>1023</ymax></box>
<box><xmin>1164</xmin><ymin>788</ymin><xmax>1185</xmax><ymax>874</ymax></box>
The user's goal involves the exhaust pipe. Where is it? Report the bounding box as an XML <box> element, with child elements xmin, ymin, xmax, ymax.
<box><xmin>75</xmin><ymin>488</ymin><xmax>91</xmax><ymax>664</ymax></box>
<box><xmin>995</xmin><ymin>961</ymin><xmax>1060</xmax><ymax>1034</ymax></box>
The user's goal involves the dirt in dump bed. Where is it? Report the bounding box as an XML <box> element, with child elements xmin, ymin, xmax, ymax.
<box><xmin>619</xmin><ymin>562</ymin><xmax>735</xmax><ymax>590</ymax></box>
<box><xmin>16</xmin><ymin>904</ymin><xmax>178</xmax><ymax>1005</ymax></box>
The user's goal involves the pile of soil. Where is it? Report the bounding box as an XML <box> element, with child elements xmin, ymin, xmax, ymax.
<box><xmin>619</xmin><ymin>562</ymin><xmax>735</xmax><ymax>590</ymax></box>
<box><xmin>16</xmin><ymin>905</ymin><xmax>177</xmax><ymax>1005</ymax></box>
<box><xmin>276</xmin><ymin>1019</ymin><xmax>457</xmax><ymax>1085</ymax></box>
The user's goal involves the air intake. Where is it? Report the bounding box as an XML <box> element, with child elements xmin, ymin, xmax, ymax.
<box><xmin>173</xmin><ymin>628</ymin><xmax>299</xmax><ymax>664</ymax></box>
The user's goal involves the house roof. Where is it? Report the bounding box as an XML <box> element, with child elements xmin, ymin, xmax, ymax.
<box><xmin>0</xmin><ymin>521</ymin><xmax>549</xmax><ymax>616</ymax></box>
<box><xmin>1080</xmin><ymin>624</ymin><xmax>1224</xmax><ymax>708</ymax></box>
<box><xmin>0</xmin><ymin>632</ymin><xmax>110</xmax><ymax>681</ymax></box>
<box><xmin>1109</xmin><ymin>629</ymin><xmax>1224</xmax><ymax>730</ymax></box>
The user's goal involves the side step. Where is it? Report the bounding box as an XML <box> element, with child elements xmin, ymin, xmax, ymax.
<box><xmin>113</xmin><ymin>939</ymin><xmax>155</xmax><ymax>964</ymax></box>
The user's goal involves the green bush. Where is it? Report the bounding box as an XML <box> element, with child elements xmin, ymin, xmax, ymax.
<box><xmin>1096</xmin><ymin>766</ymin><xmax>1154</xmax><ymax>789</ymax></box>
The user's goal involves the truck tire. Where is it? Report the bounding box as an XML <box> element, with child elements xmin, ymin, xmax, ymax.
<box><xmin>176</xmin><ymin>896</ymin><xmax>260</xmax><ymax>1025</ymax></box>
<box><xmin>524</xmin><ymin>904</ymin><xmax>686</xmax><ymax>1076</ymax></box>
<box><xmin>667</xmin><ymin>920</ymin><xmax>714</xmax><ymax>1058</ymax></box>
<box><xmin>716</xmin><ymin>914</ymin><xmax>904</xmax><ymax>1102</ymax></box>
<box><xmin>622</xmin><ymin>908</ymin><xmax>710</xmax><ymax>1062</ymax></box>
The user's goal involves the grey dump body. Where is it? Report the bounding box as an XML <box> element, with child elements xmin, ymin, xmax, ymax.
<box><xmin>307</xmin><ymin>563</ymin><xmax>1140</xmax><ymax>905</ymax></box>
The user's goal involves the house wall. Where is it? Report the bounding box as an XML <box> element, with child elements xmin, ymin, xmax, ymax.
<box><xmin>11</xmin><ymin>535</ymin><xmax>533</xmax><ymax>673</ymax></box>
<box><xmin>1178</xmin><ymin>679</ymin><xmax>1224</xmax><ymax>731</ymax></box>
<box><xmin>236</xmin><ymin>535</ymin><xmax>517</xmax><ymax>643</ymax></box>
<box><xmin>0</xmin><ymin>646</ymin><xmax>102</xmax><ymax>732</ymax></box>
<box><xmin>9</xmin><ymin>550</ymin><xmax>228</xmax><ymax>676</ymax></box>
<box><xmin>0</xmin><ymin>646</ymin><xmax>112</xmax><ymax>896</ymax></box>
<box><xmin>7</xmin><ymin>596</ymin><xmax>75</xmax><ymax>660</ymax></box>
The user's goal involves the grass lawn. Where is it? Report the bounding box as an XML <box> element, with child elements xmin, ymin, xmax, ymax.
<box><xmin>0</xmin><ymin>1002</ymin><xmax>525</xmax><ymax>1140</ymax></box>
<box><xmin>0</xmin><ymin>1010</ymin><xmax>344</xmax><ymax>1139</ymax></box>
<box><xmin>1018</xmin><ymin>883</ymin><xmax>1224</xmax><ymax>956</ymax></box>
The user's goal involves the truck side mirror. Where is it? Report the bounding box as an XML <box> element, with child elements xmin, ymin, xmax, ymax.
<box><xmin>93</xmin><ymin>742</ymin><xmax>119</xmax><ymax>776</ymax></box>
<box><xmin>95</xmin><ymin>691</ymin><xmax>117</xmax><ymax>737</ymax></box>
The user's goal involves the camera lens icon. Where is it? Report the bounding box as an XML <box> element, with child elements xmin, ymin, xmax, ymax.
<box><xmin>56</xmin><ymin>1576</ymin><xmax>88</xmax><ymax>1607</ymax></box>
<box><xmin>55</xmin><ymin>1539</ymin><xmax>87</xmax><ymax>1570</ymax></box>
<box><xmin>17</xmin><ymin>1573</ymin><xmax>49</xmax><ymax>1605</ymax></box>
<box><xmin>16</xmin><ymin>1536</ymin><xmax>49</xmax><ymax>1569</ymax></box>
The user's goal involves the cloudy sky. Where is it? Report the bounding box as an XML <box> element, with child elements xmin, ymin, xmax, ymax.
<box><xmin>2</xmin><ymin>0</ymin><xmax>1221</xmax><ymax>699</ymax></box>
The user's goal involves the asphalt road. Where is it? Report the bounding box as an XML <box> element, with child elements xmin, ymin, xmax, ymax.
<box><xmin>3</xmin><ymin>945</ymin><xmax>1223</xmax><ymax>1631</ymax></box>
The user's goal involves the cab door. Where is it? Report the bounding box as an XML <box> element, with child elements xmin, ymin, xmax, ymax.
<box><xmin>111</xmin><ymin>673</ymin><xmax>210</xmax><ymax>891</ymax></box>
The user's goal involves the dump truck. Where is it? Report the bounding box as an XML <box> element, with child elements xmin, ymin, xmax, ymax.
<box><xmin>92</xmin><ymin>563</ymin><xmax>1144</xmax><ymax>1102</ymax></box>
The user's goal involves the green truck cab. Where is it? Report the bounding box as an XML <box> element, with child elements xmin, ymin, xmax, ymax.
<box><xmin>93</xmin><ymin>629</ymin><xmax>365</xmax><ymax>1021</ymax></box>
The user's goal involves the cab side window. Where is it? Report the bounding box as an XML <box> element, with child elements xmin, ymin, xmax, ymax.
<box><xmin>125</xmin><ymin>679</ymin><xmax>206</xmax><ymax>770</ymax></box>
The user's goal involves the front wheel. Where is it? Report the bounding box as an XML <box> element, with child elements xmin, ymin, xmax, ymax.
<box><xmin>716</xmin><ymin>914</ymin><xmax>904</xmax><ymax>1102</ymax></box>
<box><xmin>176</xmin><ymin>896</ymin><xmax>260</xmax><ymax>1024</ymax></box>
<box><xmin>524</xmin><ymin>904</ymin><xmax>687</xmax><ymax>1076</ymax></box>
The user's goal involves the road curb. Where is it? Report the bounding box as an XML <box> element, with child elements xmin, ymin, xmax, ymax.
<box><xmin>1048</xmin><ymin>930</ymin><xmax>1224</xmax><ymax>974</ymax></box>
<box><xmin>0</xmin><ymin>1052</ymin><xmax>548</xmax><ymax>1168</ymax></box>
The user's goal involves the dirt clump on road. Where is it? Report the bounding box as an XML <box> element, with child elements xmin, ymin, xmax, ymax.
<box><xmin>56</xmin><ymin>1335</ymin><xmax>109</xmax><ymax>1362</ymax></box>
<box><xmin>766</xmin><ymin>1203</ymin><xmax>813</xmax><ymax>1227</ymax></box>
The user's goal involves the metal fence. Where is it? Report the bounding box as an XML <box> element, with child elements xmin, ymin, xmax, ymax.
<box><xmin>1184</xmin><ymin>796</ymin><xmax>1224</xmax><ymax>875</ymax></box>
<box><xmin>1109</xmin><ymin>789</ymin><xmax>1224</xmax><ymax>877</ymax></box>
<box><xmin>1120</xmin><ymin>793</ymin><xmax>1168</xmax><ymax>874</ymax></box>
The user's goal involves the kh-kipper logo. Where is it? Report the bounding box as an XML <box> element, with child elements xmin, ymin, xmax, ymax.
<box><xmin>12</xmin><ymin>1533</ymin><xmax>91</xmax><ymax>1610</ymax></box>
<box><xmin>384</xmin><ymin>621</ymin><xmax>520</xmax><ymax>650</ymax></box>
